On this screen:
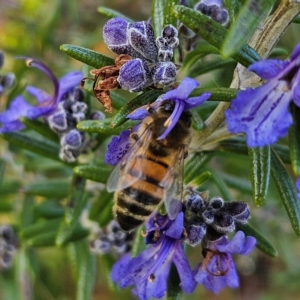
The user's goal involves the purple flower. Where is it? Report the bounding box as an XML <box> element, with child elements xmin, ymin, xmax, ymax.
<box><xmin>0</xmin><ymin>96</ymin><xmax>33</xmax><ymax>133</ymax></box>
<box><xmin>105</xmin><ymin>129</ymin><xmax>132</xmax><ymax>166</ymax></box>
<box><xmin>225</xmin><ymin>42</ymin><xmax>300</xmax><ymax>147</ymax></box>
<box><xmin>296</xmin><ymin>176</ymin><xmax>300</xmax><ymax>198</ymax></box>
<box><xmin>111</xmin><ymin>212</ymin><xmax>196</xmax><ymax>300</ymax></box>
<box><xmin>0</xmin><ymin>59</ymin><xmax>82</xmax><ymax>133</ymax></box>
<box><xmin>194</xmin><ymin>231</ymin><xmax>256</xmax><ymax>293</ymax></box>
<box><xmin>128</xmin><ymin>77</ymin><xmax>211</xmax><ymax>139</ymax></box>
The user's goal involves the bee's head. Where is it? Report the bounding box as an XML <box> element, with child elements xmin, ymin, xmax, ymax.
<box><xmin>156</xmin><ymin>101</ymin><xmax>192</xmax><ymax>128</ymax></box>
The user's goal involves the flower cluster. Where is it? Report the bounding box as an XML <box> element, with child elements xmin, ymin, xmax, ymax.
<box><xmin>178</xmin><ymin>0</ymin><xmax>229</xmax><ymax>48</ymax></box>
<box><xmin>111</xmin><ymin>199</ymin><xmax>256</xmax><ymax>299</ymax></box>
<box><xmin>103</xmin><ymin>18</ymin><xmax>179</xmax><ymax>92</ymax></box>
<box><xmin>0</xmin><ymin>59</ymin><xmax>82</xmax><ymax>134</ymax></box>
<box><xmin>183</xmin><ymin>189</ymin><xmax>250</xmax><ymax>246</ymax></box>
<box><xmin>47</xmin><ymin>87</ymin><xmax>87</xmax><ymax>162</ymax></box>
<box><xmin>90</xmin><ymin>220</ymin><xmax>134</xmax><ymax>256</ymax></box>
<box><xmin>0</xmin><ymin>51</ymin><xmax>15</xmax><ymax>95</ymax></box>
<box><xmin>0</xmin><ymin>225</ymin><xmax>18</xmax><ymax>270</ymax></box>
<box><xmin>195</xmin><ymin>0</ymin><xmax>229</xmax><ymax>26</ymax></box>
<box><xmin>0</xmin><ymin>58</ymin><xmax>105</xmax><ymax>162</ymax></box>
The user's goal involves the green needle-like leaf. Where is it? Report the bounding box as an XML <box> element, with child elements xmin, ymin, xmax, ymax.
<box><xmin>188</xmin><ymin>58</ymin><xmax>236</xmax><ymax>78</ymax></box>
<box><xmin>1</xmin><ymin>132</ymin><xmax>61</xmax><ymax>162</ymax></box>
<box><xmin>0</xmin><ymin>159</ymin><xmax>5</xmax><ymax>189</ymax></box>
<box><xmin>167</xmin><ymin>263</ymin><xmax>181</xmax><ymax>300</ymax></box>
<box><xmin>289</xmin><ymin>103</ymin><xmax>300</xmax><ymax>176</ymax></box>
<box><xmin>185</xmin><ymin>152</ymin><xmax>213</xmax><ymax>184</ymax></box>
<box><xmin>152</xmin><ymin>0</ymin><xmax>165</xmax><ymax>38</ymax></box>
<box><xmin>73</xmin><ymin>164</ymin><xmax>112</xmax><ymax>183</ymax></box>
<box><xmin>237</xmin><ymin>224</ymin><xmax>278</xmax><ymax>257</ymax></box>
<box><xmin>77</xmin><ymin>117</ymin><xmax>137</xmax><ymax>134</ymax></box>
<box><xmin>89</xmin><ymin>190</ymin><xmax>113</xmax><ymax>222</ymax></box>
<box><xmin>56</xmin><ymin>176</ymin><xmax>87</xmax><ymax>246</ymax></box>
<box><xmin>20</xmin><ymin>117</ymin><xmax>59</xmax><ymax>143</ymax></box>
<box><xmin>190</xmin><ymin>87</ymin><xmax>238</xmax><ymax>102</ymax></box>
<box><xmin>191</xmin><ymin>171</ymin><xmax>211</xmax><ymax>188</ymax></box>
<box><xmin>269</xmin><ymin>47</ymin><xmax>288</xmax><ymax>58</ymax></box>
<box><xmin>34</xmin><ymin>200</ymin><xmax>65</xmax><ymax>219</ymax></box>
<box><xmin>60</xmin><ymin>44</ymin><xmax>114</xmax><ymax>68</ymax></box>
<box><xmin>23</xmin><ymin>179</ymin><xmax>70</xmax><ymax>198</ymax></box>
<box><xmin>271</xmin><ymin>149</ymin><xmax>300</xmax><ymax>236</ymax></box>
<box><xmin>76</xmin><ymin>241</ymin><xmax>96</xmax><ymax>300</ymax></box>
<box><xmin>218</xmin><ymin>137</ymin><xmax>291</xmax><ymax>164</ymax></box>
<box><xmin>248</xmin><ymin>146</ymin><xmax>270</xmax><ymax>207</ymax></box>
<box><xmin>21</xmin><ymin>218</ymin><xmax>62</xmax><ymax>239</ymax></box>
<box><xmin>221</xmin><ymin>0</ymin><xmax>274</xmax><ymax>58</ymax></box>
<box><xmin>173</xmin><ymin>5</ymin><xmax>260</xmax><ymax>66</ymax></box>
<box><xmin>110</xmin><ymin>90</ymin><xmax>163</xmax><ymax>128</ymax></box>
<box><xmin>97</xmin><ymin>6</ymin><xmax>134</xmax><ymax>22</ymax></box>
<box><xmin>183</xmin><ymin>43</ymin><xmax>220</xmax><ymax>70</ymax></box>
<box><xmin>224</xmin><ymin>0</ymin><xmax>241</xmax><ymax>24</ymax></box>
<box><xmin>164</xmin><ymin>0</ymin><xmax>177</xmax><ymax>28</ymax></box>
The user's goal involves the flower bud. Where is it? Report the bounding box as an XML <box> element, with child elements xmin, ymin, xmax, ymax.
<box><xmin>151</xmin><ymin>62</ymin><xmax>176</xmax><ymax>88</ymax></box>
<box><xmin>60</xmin><ymin>129</ymin><xmax>83</xmax><ymax>149</ymax></box>
<box><xmin>118</xmin><ymin>59</ymin><xmax>152</xmax><ymax>92</ymax></box>
<box><xmin>90</xmin><ymin>111</ymin><xmax>105</xmax><ymax>120</ymax></box>
<box><xmin>127</xmin><ymin>20</ymin><xmax>158</xmax><ymax>62</ymax></box>
<box><xmin>48</xmin><ymin>110</ymin><xmax>76</xmax><ymax>133</ymax></box>
<box><xmin>183</xmin><ymin>189</ymin><xmax>204</xmax><ymax>213</ymax></box>
<box><xmin>212</xmin><ymin>213</ymin><xmax>235</xmax><ymax>233</ymax></box>
<box><xmin>103</xmin><ymin>17</ymin><xmax>131</xmax><ymax>55</ymax></box>
<box><xmin>1</xmin><ymin>73</ymin><xmax>15</xmax><ymax>90</ymax></box>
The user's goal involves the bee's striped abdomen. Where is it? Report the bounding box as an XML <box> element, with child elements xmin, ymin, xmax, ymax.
<box><xmin>114</xmin><ymin>155</ymin><xmax>169</xmax><ymax>231</ymax></box>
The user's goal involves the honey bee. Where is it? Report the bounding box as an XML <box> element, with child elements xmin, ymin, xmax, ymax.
<box><xmin>107</xmin><ymin>101</ymin><xmax>191</xmax><ymax>231</ymax></box>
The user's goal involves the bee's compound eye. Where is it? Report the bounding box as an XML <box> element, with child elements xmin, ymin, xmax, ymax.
<box><xmin>163</xmin><ymin>101</ymin><xmax>174</xmax><ymax>112</ymax></box>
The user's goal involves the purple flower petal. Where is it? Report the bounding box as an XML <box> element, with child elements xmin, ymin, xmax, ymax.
<box><xmin>184</xmin><ymin>92</ymin><xmax>212</xmax><ymax>110</ymax></box>
<box><xmin>162</xmin><ymin>77</ymin><xmax>199</xmax><ymax>101</ymax></box>
<box><xmin>157</xmin><ymin>99</ymin><xmax>185</xmax><ymax>140</ymax></box>
<box><xmin>173</xmin><ymin>243</ymin><xmax>197</xmax><ymax>293</ymax></box>
<box><xmin>105</xmin><ymin>129</ymin><xmax>131</xmax><ymax>166</ymax></box>
<box><xmin>0</xmin><ymin>96</ymin><xmax>33</xmax><ymax>123</ymax></box>
<box><xmin>225</xmin><ymin>256</ymin><xmax>239</xmax><ymax>288</ymax></box>
<box><xmin>248</xmin><ymin>59</ymin><xmax>289</xmax><ymax>79</ymax></box>
<box><xmin>215</xmin><ymin>231</ymin><xmax>256</xmax><ymax>255</ymax></box>
<box><xmin>0</xmin><ymin>120</ymin><xmax>25</xmax><ymax>133</ymax></box>
<box><xmin>26</xmin><ymin>86</ymin><xmax>51</xmax><ymax>104</ymax></box>
<box><xmin>225</xmin><ymin>80</ymin><xmax>293</xmax><ymax>147</ymax></box>
<box><xmin>111</xmin><ymin>253</ymin><xmax>131</xmax><ymax>282</ymax></box>
<box><xmin>57</xmin><ymin>71</ymin><xmax>83</xmax><ymax>100</ymax></box>
<box><xmin>165</xmin><ymin>212</ymin><xmax>183</xmax><ymax>239</ymax></box>
<box><xmin>292</xmin><ymin>69</ymin><xmax>300</xmax><ymax>107</ymax></box>
<box><xmin>296</xmin><ymin>176</ymin><xmax>300</xmax><ymax>198</ymax></box>
<box><xmin>291</xmin><ymin>42</ymin><xmax>300</xmax><ymax>60</ymax></box>
<box><xmin>194</xmin><ymin>256</ymin><xmax>227</xmax><ymax>294</ymax></box>
<box><xmin>127</xmin><ymin>105</ymin><xmax>149</xmax><ymax>120</ymax></box>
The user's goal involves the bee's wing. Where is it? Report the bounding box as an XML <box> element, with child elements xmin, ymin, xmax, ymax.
<box><xmin>160</xmin><ymin>146</ymin><xmax>186</xmax><ymax>220</ymax></box>
<box><xmin>106</xmin><ymin>126</ymin><xmax>153</xmax><ymax>192</ymax></box>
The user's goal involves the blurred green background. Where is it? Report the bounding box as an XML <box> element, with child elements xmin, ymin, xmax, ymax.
<box><xmin>0</xmin><ymin>1</ymin><xmax>300</xmax><ymax>300</ymax></box>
